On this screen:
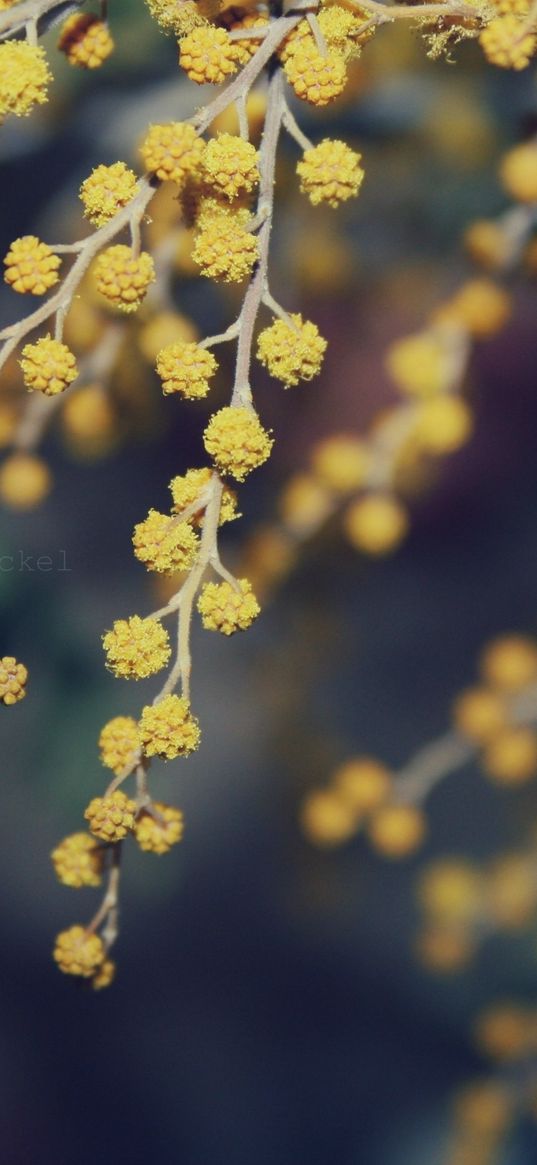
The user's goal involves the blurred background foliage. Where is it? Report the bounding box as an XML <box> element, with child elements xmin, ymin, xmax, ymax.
<box><xmin>2</xmin><ymin>3</ymin><xmax>537</xmax><ymax>1163</ymax></box>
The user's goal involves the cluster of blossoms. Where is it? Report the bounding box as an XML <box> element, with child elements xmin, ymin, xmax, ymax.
<box><xmin>0</xmin><ymin>0</ymin><xmax>535</xmax><ymax>995</ymax></box>
<box><xmin>272</xmin><ymin>261</ymin><xmax>513</xmax><ymax>566</ymax></box>
<box><xmin>52</xmin><ymin>456</ymin><xmax>262</xmax><ymax>978</ymax></box>
<box><xmin>301</xmin><ymin>756</ymin><xmax>426</xmax><ymax>857</ymax></box>
<box><xmin>301</xmin><ymin>634</ymin><xmax>537</xmax><ymax>862</ymax></box>
<box><xmin>452</xmin><ymin>634</ymin><xmax>537</xmax><ymax>785</ymax></box>
<box><xmin>0</xmin><ymin>11</ymin><xmax>114</xmax><ymax>122</ymax></box>
<box><xmin>416</xmin><ymin>844</ymin><xmax>537</xmax><ymax>974</ymax></box>
<box><xmin>0</xmin><ymin>656</ymin><xmax>28</xmax><ymax>705</ymax></box>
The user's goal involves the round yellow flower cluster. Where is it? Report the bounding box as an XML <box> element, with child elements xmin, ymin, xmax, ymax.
<box><xmin>19</xmin><ymin>337</ymin><xmax>78</xmax><ymax>396</ymax></box>
<box><xmin>179</xmin><ymin>25</ymin><xmax>238</xmax><ymax>84</ymax></box>
<box><xmin>412</xmin><ymin>396</ymin><xmax>473</xmax><ymax>456</ymax></box>
<box><xmin>279</xmin><ymin>5</ymin><xmax>365</xmax><ymax>63</ymax></box>
<box><xmin>297</xmin><ymin>139</ymin><xmax>364</xmax><ymax>208</ymax></box>
<box><xmin>278</xmin><ymin>473</ymin><xmax>333</xmax><ymax>536</ymax></box>
<box><xmin>51</xmin><ymin>832</ymin><xmax>104</xmax><ymax>888</ymax></box>
<box><xmin>138</xmin><ymin>311</ymin><xmax>199</xmax><ymax>361</ymax></box>
<box><xmin>58</xmin><ymin>14</ymin><xmax>114</xmax><ymax>68</ymax></box>
<box><xmin>146</xmin><ymin>0</ymin><xmax>213</xmax><ymax>34</ymax></box>
<box><xmin>103</xmin><ymin>615</ymin><xmax>171</xmax><ymax>679</ymax></box>
<box><xmin>0</xmin><ymin>656</ymin><xmax>28</xmax><ymax>705</ymax></box>
<box><xmin>192</xmin><ymin>204</ymin><xmax>259</xmax><ymax>283</ymax></box>
<box><xmin>284</xmin><ymin>42</ymin><xmax>347</xmax><ymax>106</ymax></box>
<box><xmin>79</xmin><ymin>162</ymin><xmax>139</xmax><ymax>226</ymax></box>
<box><xmin>437</xmin><ymin>279</ymin><xmax>512</xmax><ymax>338</ymax></box>
<box><xmin>0</xmin><ymin>452</ymin><xmax>51</xmax><ymax>510</ymax></box>
<box><xmin>464</xmin><ymin>219</ymin><xmax>511</xmax><ymax>271</ymax></box>
<box><xmin>202</xmin><ymin>133</ymin><xmax>260</xmax><ymax>200</ymax></box>
<box><xmin>99</xmin><ymin>716</ymin><xmax>140</xmax><ymax>775</ymax></box>
<box><xmin>93</xmin><ymin>244</ymin><xmax>155</xmax><ymax>312</ymax></box>
<box><xmin>416</xmin><ymin>859</ymin><xmax>484</xmax><ymax>972</ymax></box>
<box><xmin>368</xmin><ymin>803</ymin><xmax>426</xmax><ymax>858</ymax></box>
<box><xmin>416</xmin><ymin>847</ymin><xmax>537</xmax><ymax>973</ymax></box>
<box><xmin>134</xmin><ymin>803</ymin><xmax>184</xmax><ymax>853</ymax></box>
<box><xmin>301</xmin><ymin>754</ymin><xmax>426</xmax><ymax>857</ymax></box>
<box><xmin>53</xmin><ymin>926</ymin><xmax>105</xmax><ymax>977</ymax></box>
<box><xmin>132</xmin><ymin>509</ymin><xmax>200</xmax><ymax>573</ymax></box>
<box><xmin>61</xmin><ymin>384</ymin><xmax>117</xmax><ymax>458</ymax></box>
<box><xmin>225</xmin><ymin>12</ymin><xmax>269</xmax><ymax>64</ymax></box>
<box><xmin>4</xmin><ymin>236</ymin><xmax>61</xmax><ymax>295</ymax></box>
<box><xmin>316</xmin><ymin>4</ymin><xmax>367</xmax><ymax>56</ymax></box>
<box><xmin>156</xmin><ymin>341</ymin><xmax>218</xmax><ymax>398</ymax></box>
<box><xmin>197</xmin><ymin>578</ymin><xmax>260</xmax><ymax>634</ymax></box>
<box><xmin>453</xmin><ymin>634</ymin><xmax>537</xmax><ymax>785</ymax></box>
<box><xmin>84</xmin><ymin>790</ymin><xmax>137</xmax><ymax>841</ymax></box>
<box><xmin>385</xmin><ymin>332</ymin><xmax>453</xmax><ymax>397</ymax></box>
<box><xmin>479</xmin><ymin>14</ymin><xmax>536</xmax><ymax>68</ymax></box>
<box><xmin>311</xmin><ymin>435</ymin><xmax>370</xmax><ymax>494</ymax></box>
<box><xmin>203</xmin><ymin>406</ymin><xmax>273</xmax><ymax>481</ymax></box>
<box><xmin>0</xmin><ymin>42</ymin><xmax>51</xmax><ymax>119</ymax></box>
<box><xmin>139</xmin><ymin>694</ymin><xmax>201</xmax><ymax>759</ymax></box>
<box><xmin>256</xmin><ymin>314</ymin><xmax>327</xmax><ymax>387</ymax></box>
<box><xmin>169</xmin><ymin>467</ymin><xmax>239</xmax><ymax>525</ymax></box>
<box><xmin>343</xmin><ymin>494</ymin><xmax>409</xmax><ymax>556</ymax></box>
<box><xmin>500</xmin><ymin>141</ymin><xmax>537</xmax><ymax>202</ymax></box>
<box><xmin>140</xmin><ymin>121</ymin><xmax>205</xmax><ymax>184</ymax></box>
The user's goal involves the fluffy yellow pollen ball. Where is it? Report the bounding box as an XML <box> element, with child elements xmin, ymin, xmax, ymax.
<box><xmin>418</xmin><ymin>860</ymin><xmax>484</xmax><ymax>923</ymax></box>
<box><xmin>452</xmin><ymin>686</ymin><xmax>507</xmax><ymax>742</ymax></box>
<box><xmin>0</xmin><ymin>452</ymin><xmax>51</xmax><ymax>509</ymax></box>
<box><xmin>300</xmin><ymin>788</ymin><xmax>358</xmax><ymax>847</ymax></box>
<box><xmin>482</xmin><ymin>726</ymin><xmax>537</xmax><ymax>784</ymax></box>
<box><xmin>279</xmin><ymin>473</ymin><xmax>333</xmax><ymax>536</ymax></box>
<box><xmin>310</xmin><ymin>435</ymin><xmax>370</xmax><ymax>493</ymax></box>
<box><xmin>333</xmin><ymin>758</ymin><xmax>392</xmax><ymax>814</ymax></box>
<box><xmin>500</xmin><ymin>141</ymin><xmax>537</xmax><ymax>202</ymax></box>
<box><xmin>343</xmin><ymin>494</ymin><xmax>409</xmax><ymax>556</ymax></box>
<box><xmin>385</xmin><ymin>332</ymin><xmax>453</xmax><ymax>397</ymax></box>
<box><xmin>413</xmin><ymin>396</ymin><xmax>473</xmax><ymax>455</ymax></box>
<box><xmin>486</xmin><ymin>854</ymin><xmax>537</xmax><ymax>927</ymax></box>
<box><xmin>368</xmin><ymin>803</ymin><xmax>426</xmax><ymax>858</ymax></box>
<box><xmin>441</xmin><ymin>280</ymin><xmax>512</xmax><ymax>339</ymax></box>
<box><xmin>480</xmin><ymin>634</ymin><xmax>537</xmax><ymax>690</ymax></box>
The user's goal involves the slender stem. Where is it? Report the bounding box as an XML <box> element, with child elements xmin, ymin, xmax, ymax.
<box><xmin>154</xmin><ymin>475</ymin><xmax>224</xmax><ymax>703</ymax></box>
<box><xmin>262</xmin><ymin>288</ymin><xmax>297</xmax><ymax>327</ymax></box>
<box><xmin>350</xmin><ymin>0</ymin><xmax>480</xmax><ymax>20</ymax></box>
<box><xmin>281</xmin><ymin>101</ymin><xmax>313</xmax><ymax>152</ymax></box>
<box><xmin>394</xmin><ymin>731</ymin><xmax>474</xmax><ymax>806</ymax></box>
<box><xmin>228</xmin><ymin>24</ymin><xmax>269</xmax><ymax>40</ymax></box>
<box><xmin>208</xmin><ymin>550</ymin><xmax>241</xmax><ymax>589</ymax></box>
<box><xmin>135</xmin><ymin>759</ymin><xmax>152</xmax><ymax>812</ymax></box>
<box><xmin>47</xmin><ymin>242</ymin><xmax>86</xmax><ymax>253</ymax></box>
<box><xmin>190</xmin><ymin>13</ymin><xmax>303</xmax><ymax>135</ymax></box>
<box><xmin>85</xmin><ymin>844</ymin><xmax>121</xmax><ymax>939</ymax></box>
<box><xmin>25</xmin><ymin>19</ymin><xmax>38</xmax><ymax>45</ymax></box>
<box><xmin>236</xmin><ymin>94</ymin><xmax>250</xmax><ymax>141</ymax></box>
<box><xmin>232</xmin><ymin>63</ymin><xmax>285</xmax><ymax>407</ymax></box>
<box><xmin>306</xmin><ymin>12</ymin><xmax>327</xmax><ymax>55</ymax></box>
<box><xmin>0</xmin><ymin>179</ymin><xmax>155</xmax><ymax>370</ymax></box>
<box><xmin>199</xmin><ymin>320</ymin><xmax>241</xmax><ymax>349</ymax></box>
